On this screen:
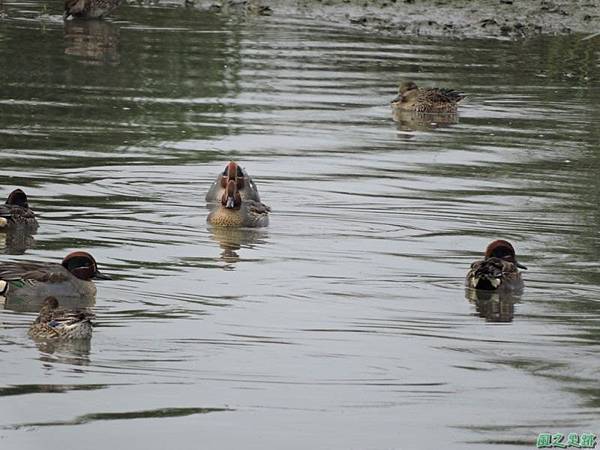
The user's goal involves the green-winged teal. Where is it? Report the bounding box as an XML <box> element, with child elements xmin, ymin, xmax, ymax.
<box><xmin>391</xmin><ymin>81</ymin><xmax>464</xmax><ymax>113</ymax></box>
<box><xmin>0</xmin><ymin>189</ymin><xmax>38</xmax><ymax>230</ymax></box>
<box><xmin>28</xmin><ymin>296</ymin><xmax>94</xmax><ymax>339</ymax></box>
<box><xmin>0</xmin><ymin>251</ymin><xmax>110</xmax><ymax>305</ymax></box>
<box><xmin>466</xmin><ymin>240</ymin><xmax>527</xmax><ymax>291</ymax></box>
<box><xmin>64</xmin><ymin>0</ymin><xmax>122</xmax><ymax>19</ymax></box>
<box><xmin>206</xmin><ymin>161</ymin><xmax>261</xmax><ymax>203</ymax></box>
<box><xmin>207</xmin><ymin>179</ymin><xmax>270</xmax><ymax>227</ymax></box>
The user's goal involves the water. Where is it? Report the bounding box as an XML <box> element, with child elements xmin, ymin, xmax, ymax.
<box><xmin>1</xmin><ymin>2</ymin><xmax>600</xmax><ymax>448</ymax></box>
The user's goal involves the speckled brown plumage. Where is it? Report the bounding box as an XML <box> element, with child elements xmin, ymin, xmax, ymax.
<box><xmin>391</xmin><ymin>81</ymin><xmax>464</xmax><ymax>113</ymax></box>
<box><xmin>208</xmin><ymin>199</ymin><xmax>270</xmax><ymax>228</ymax></box>
<box><xmin>28</xmin><ymin>297</ymin><xmax>94</xmax><ymax>340</ymax></box>
<box><xmin>64</xmin><ymin>0</ymin><xmax>122</xmax><ymax>19</ymax></box>
<box><xmin>0</xmin><ymin>189</ymin><xmax>38</xmax><ymax>230</ymax></box>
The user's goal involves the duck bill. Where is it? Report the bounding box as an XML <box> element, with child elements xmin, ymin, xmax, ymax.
<box><xmin>391</xmin><ymin>94</ymin><xmax>403</xmax><ymax>104</ymax></box>
<box><xmin>225</xmin><ymin>196</ymin><xmax>236</xmax><ymax>209</ymax></box>
<box><xmin>93</xmin><ymin>271</ymin><xmax>112</xmax><ymax>280</ymax></box>
<box><xmin>516</xmin><ymin>262</ymin><xmax>528</xmax><ymax>270</ymax></box>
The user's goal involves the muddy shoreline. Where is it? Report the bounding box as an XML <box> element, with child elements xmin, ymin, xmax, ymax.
<box><xmin>202</xmin><ymin>0</ymin><xmax>600</xmax><ymax>39</ymax></box>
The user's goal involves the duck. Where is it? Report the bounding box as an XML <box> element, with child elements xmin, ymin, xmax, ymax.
<box><xmin>205</xmin><ymin>161</ymin><xmax>261</xmax><ymax>203</ymax></box>
<box><xmin>64</xmin><ymin>0</ymin><xmax>122</xmax><ymax>19</ymax></box>
<box><xmin>466</xmin><ymin>240</ymin><xmax>527</xmax><ymax>291</ymax></box>
<box><xmin>207</xmin><ymin>179</ymin><xmax>270</xmax><ymax>227</ymax></box>
<box><xmin>0</xmin><ymin>189</ymin><xmax>38</xmax><ymax>230</ymax></box>
<box><xmin>391</xmin><ymin>81</ymin><xmax>464</xmax><ymax>113</ymax></box>
<box><xmin>28</xmin><ymin>296</ymin><xmax>94</xmax><ymax>340</ymax></box>
<box><xmin>0</xmin><ymin>251</ymin><xmax>110</xmax><ymax>305</ymax></box>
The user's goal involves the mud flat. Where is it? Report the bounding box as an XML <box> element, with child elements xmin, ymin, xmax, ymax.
<box><xmin>202</xmin><ymin>0</ymin><xmax>600</xmax><ymax>39</ymax></box>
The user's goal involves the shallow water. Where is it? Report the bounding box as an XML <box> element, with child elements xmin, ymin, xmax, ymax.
<box><xmin>1</xmin><ymin>2</ymin><xmax>600</xmax><ymax>449</ymax></box>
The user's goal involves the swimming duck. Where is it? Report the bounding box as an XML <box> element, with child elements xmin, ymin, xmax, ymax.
<box><xmin>205</xmin><ymin>161</ymin><xmax>261</xmax><ymax>203</ymax></box>
<box><xmin>0</xmin><ymin>189</ymin><xmax>38</xmax><ymax>230</ymax></box>
<box><xmin>0</xmin><ymin>251</ymin><xmax>110</xmax><ymax>305</ymax></box>
<box><xmin>207</xmin><ymin>179</ymin><xmax>270</xmax><ymax>227</ymax></box>
<box><xmin>466</xmin><ymin>240</ymin><xmax>527</xmax><ymax>291</ymax></box>
<box><xmin>64</xmin><ymin>0</ymin><xmax>122</xmax><ymax>19</ymax></box>
<box><xmin>28</xmin><ymin>296</ymin><xmax>94</xmax><ymax>340</ymax></box>
<box><xmin>391</xmin><ymin>81</ymin><xmax>464</xmax><ymax>113</ymax></box>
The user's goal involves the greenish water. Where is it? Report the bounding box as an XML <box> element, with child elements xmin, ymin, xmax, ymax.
<box><xmin>1</xmin><ymin>2</ymin><xmax>600</xmax><ymax>449</ymax></box>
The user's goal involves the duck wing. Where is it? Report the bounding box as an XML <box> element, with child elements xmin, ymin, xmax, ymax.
<box><xmin>0</xmin><ymin>262</ymin><xmax>69</xmax><ymax>283</ymax></box>
<box><xmin>50</xmin><ymin>309</ymin><xmax>95</xmax><ymax>326</ymax></box>
<box><xmin>247</xmin><ymin>200</ymin><xmax>271</xmax><ymax>215</ymax></box>
<box><xmin>423</xmin><ymin>88</ymin><xmax>465</xmax><ymax>104</ymax></box>
<box><xmin>0</xmin><ymin>204</ymin><xmax>36</xmax><ymax>224</ymax></box>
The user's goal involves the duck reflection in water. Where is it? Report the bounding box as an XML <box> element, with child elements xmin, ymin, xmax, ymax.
<box><xmin>465</xmin><ymin>288</ymin><xmax>521</xmax><ymax>323</ymax></box>
<box><xmin>0</xmin><ymin>228</ymin><xmax>36</xmax><ymax>255</ymax></box>
<box><xmin>64</xmin><ymin>19</ymin><xmax>119</xmax><ymax>65</ymax></box>
<box><xmin>35</xmin><ymin>338</ymin><xmax>92</xmax><ymax>366</ymax></box>
<box><xmin>209</xmin><ymin>226</ymin><xmax>269</xmax><ymax>266</ymax></box>
<box><xmin>392</xmin><ymin>110</ymin><xmax>459</xmax><ymax>132</ymax></box>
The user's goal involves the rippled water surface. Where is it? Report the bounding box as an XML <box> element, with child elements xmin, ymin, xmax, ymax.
<box><xmin>1</xmin><ymin>2</ymin><xmax>600</xmax><ymax>449</ymax></box>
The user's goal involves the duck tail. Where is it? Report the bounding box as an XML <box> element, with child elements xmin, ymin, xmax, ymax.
<box><xmin>442</xmin><ymin>89</ymin><xmax>465</xmax><ymax>102</ymax></box>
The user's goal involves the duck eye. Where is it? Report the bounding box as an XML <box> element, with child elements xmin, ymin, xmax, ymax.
<box><xmin>236</xmin><ymin>167</ymin><xmax>243</xmax><ymax>177</ymax></box>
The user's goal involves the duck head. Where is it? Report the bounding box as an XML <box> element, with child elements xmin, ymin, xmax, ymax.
<box><xmin>6</xmin><ymin>189</ymin><xmax>30</xmax><ymax>208</ymax></box>
<box><xmin>391</xmin><ymin>81</ymin><xmax>418</xmax><ymax>105</ymax></box>
<box><xmin>221</xmin><ymin>180</ymin><xmax>242</xmax><ymax>210</ymax></box>
<box><xmin>219</xmin><ymin>161</ymin><xmax>245</xmax><ymax>190</ymax></box>
<box><xmin>485</xmin><ymin>240</ymin><xmax>527</xmax><ymax>270</ymax></box>
<box><xmin>62</xmin><ymin>251</ymin><xmax>112</xmax><ymax>281</ymax></box>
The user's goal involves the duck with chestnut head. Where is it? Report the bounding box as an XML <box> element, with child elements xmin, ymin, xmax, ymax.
<box><xmin>391</xmin><ymin>81</ymin><xmax>464</xmax><ymax>113</ymax></box>
<box><xmin>0</xmin><ymin>251</ymin><xmax>110</xmax><ymax>308</ymax></box>
<box><xmin>205</xmin><ymin>161</ymin><xmax>261</xmax><ymax>204</ymax></box>
<box><xmin>0</xmin><ymin>189</ymin><xmax>38</xmax><ymax>230</ymax></box>
<box><xmin>207</xmin><ymin>179</ymin><xmax>270</xmax><ymax>228</ymax></box>
<box><xmin>466</xmin><ymin>240</ymin><xmax>527</xmax><ymax>291</ymax></box>
<box><xmin>28</xmin><ymin>296</ymin><xmax>94</xmax><ymax>340</ymax></box>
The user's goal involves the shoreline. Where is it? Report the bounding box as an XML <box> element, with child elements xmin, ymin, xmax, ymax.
<box><xmin>202</xmin><ymin>0</ymin><xmax>600</xmax><ymax>39</ymax></box>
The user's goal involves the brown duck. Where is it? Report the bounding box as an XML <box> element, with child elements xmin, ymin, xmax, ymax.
<box><xmin>207</xmin><ymin>180</ymin><xmax>270</xmax><ymax>228</ymax></box>
<box><xmin>28</xmin><ymin>296</ymin><xmax>94</xmax><ymax>340</ymax></box>
<box><xmin>391</xmin><ymin>81</ymin><xmax>464</xmax><ymax>113</ymax></box>
<box><xmin>0</xmin><ymin>189</ymin><xmax>38</xmax><ymax>230</ymax></box>
<box><xmin>466</xmin><ymin>240</ymin><xmax>527</xmax><ymax>291</ymax></box>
